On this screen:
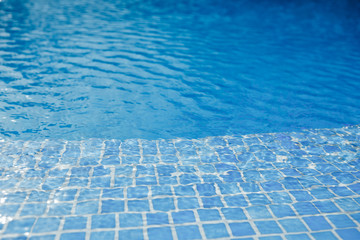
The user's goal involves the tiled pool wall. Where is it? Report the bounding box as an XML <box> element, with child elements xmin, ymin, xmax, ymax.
<box><xmin>0</xmin><ymin>125</ymin><xmax>360</xmax><ymax>240</ymax></box>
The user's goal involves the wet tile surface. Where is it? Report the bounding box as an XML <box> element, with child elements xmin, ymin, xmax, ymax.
<box><xmin>0</xmin><ymin>125</ymin><xmax>360</xmax><ymax>239</ymax></box>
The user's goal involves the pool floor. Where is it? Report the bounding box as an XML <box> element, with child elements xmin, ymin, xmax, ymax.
<box><xmin>0</xmin><ymin>125</ymin><xmax>360</xmax><ymax>239</ymax></box>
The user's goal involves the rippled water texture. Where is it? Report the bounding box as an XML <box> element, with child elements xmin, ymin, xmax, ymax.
<box><xmin>0</xmin><ymin>0</ymin><xmax>360</xmax><ymax>140</ymax></box>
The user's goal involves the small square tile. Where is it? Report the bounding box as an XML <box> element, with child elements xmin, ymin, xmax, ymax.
<box><xmin>5</xmin><ymin>218</ymin><xmax>36</xmax><ymax>234</ymax></box>
<box><xmin>90</xmin><ymin>231</ymin><xmax>115</xmax><ymax>240</ymax></box>
<box><xmin>224</xmin><ymin>195</ymin><xmax>248</xmax><ymax>207</ymax></box>
<box><xmin>267</xmin><ymin>192</ymin><xmax>292</xmax><ymax>203</ymax></box>
<box><xmin>101</xmin><ymin>200</ymin><xmax>124</xmax><ymax>213</ymax></box>
<box><xmin>260</xmin><ymin>181</ymin><xmax>284</xmax><ymax>191</ymax></box>
<box><xmin>285</xmin><ymin>234</ymin><xmax>311</xmax><ymax>240</ymax></box>
<box><xmin>203</xmin><ymin>223</ymin><xmax>229</xmax><ymax>239</ymax></box>
<box><xmin>146</xmin><ymin>213</ymin><xmax>169</xmax><ymax>225</ymax></box>
<box><xmin>118</xmin><ymin>229</ymin><xmax>144</xmax><ymax>240</ymax></box>
<box><xmin>229</xmin><ymin>222</ymin><xmax>255</xmax><ymax>237</ymax></box>
<box><xmin>270</xmin><ymin>205</ymin><xmax>296</xmax><ymax>218</ymax></box>
<box><xmin>254</xmin><ymin>221</ymin><xmax>283</xmax><ymax>234</ymax></box>
<box><xmin>336</xmin><ymin>228</ymin><xmax>360</xmax><ymax>240</ymax></box>
<box><xmin>102</xmin><ymin>188</ymin><xmax>124</xmax><ymax>198</ymax></box>
<box><xmin>335</xmin><ymin>198</ymin><xmax>360</xmax><ymax>211</ymax></box>
<box><xmin>326</xmin><ymin>214</ymin><xmax>356</xmax><ymax>228</ymax></box>
<box><xmin>221</xmin><ymin>208</ymin><xmax>247</xmax><ymax>220</ymax></box>
<box><xmin>246</xmin><ymin>206</ymin><xmax>272</xmax><ymax>219</ymax></box>
<box><xmin>128</xmin><ymin>199</ymin><xmax>150</xmax><ymax>211</ymax></box>
<box><xmin>310</xmin><ymin>188</ymin><xmax>335</xmax><ymax>199</ymax></box>
<box><xmin>63</xmin><ymin>216</ymin><xmax>87</xmax><ymax>230</ymax></box>
<box><xmin>279</xmin><ymin>219</ymin><xmax>307</xmax><ymax>233</ymax></box>
<box><xmin>20</xmin><ymin>203</ymin><xmax>47</xmax><ymax>216</ymax></box>
<box><xmin>53</xmin><ymin>189</ymin><xmax>77</xmax><ymax>201</ymax></box>
<box><xmin>172</xmin><ymin>211</ymin><xmax>196</xmax><ymax>224</ymax></box>
<box><xmin>32</xmin><ymin>217</ymin><xmax>61</xmax><ymax>233</ymax></box>
<box><xmin>177</xmin><ymin>197</ymin><xmax>200</xmax><ymax>209</ymax></box>
<box><xmin>147</xmin><ymin>227</ymin><xmax>172</xmax><ymax>240</ymax></box>
<box><xmin>151</xmin><ymin>185</ymin><xmax>172</xmax><ymax>196</ymax></box>
<box><xmin>127</xmin><ymin>186</ymin><xmax>149</xmax><ymax>198</ymax></box>
<box><xmin>202</xmin><ymin>196</ymin><xmax>224</xmax><ymax>208</ymax></box>
<box><xmin>217</xmin><ymin>183</ymin><xmax>241</xmax><ymax>194</ymax></box>
<box><xmin>293</xmin><ymin>202</ymin><xmax>320</xmax><ymax>215</ymax></box>
<box><xmin>92</xmin><ymin>214</ymin><xmax>115</xmax><ymax>229</ymax></box>
<box><xmin>289</xmin><ymin>191</ymin><xmax>313</xmax><ymax>201</ymax></box>
<box><xmin>48</xmin><ymin>203</ymin><xmax>73</xmax><ymax>216</ymax></box>
<box><xmin>77</xmin><ymin>189</ymin><xmax>101</xmax><ymax>201</ymax></box>
<box><xmin>197</xmin><ymin>209</ymin><xmax>221</xmax><ymax>221</ymax></box>
<box><xmin>313</xmin><ymin>200</ymin><xmax>340</xmax><ymax>213</ymax></box>
<box><xmin>311</xmin><ymin>231</ymin><xmax>338</xmax><ymax>240</ymax></box>
<box><xmin>175</xmin><ymin>225</ymin><xmax>202</xmax><ymax>240</ymax></box>
<box><xmin>152</xmin><ymin>198</ymin><xmax>175</xmax><ymax>211</ymax></box>
<box><xmin>196</xmin><ymin>183</ymin><xmax>216</xmax><ymax>196</ymax></box>
<box><xmin>60</xmin><ymin>232</ymin><xmax>86</xmax><ymax>240</ymax></box>
<box><xmin>247</xmin><ymin>193</ymin><xmax>271</xmax><ymax>205</ymax></box>
<box><xmin>75</xmin><ymin>200</ymin><xmax>99</xmax><ymax>214</ymax></box>
<box><xmin>303</xmin><ymin>216</ymin><xmax>332</xmax><ymax>231</ymax></box>
<box><xmin>119</xmin><ymin>213</ymin><xmax>143</xmax><ymax>227</ymax></box>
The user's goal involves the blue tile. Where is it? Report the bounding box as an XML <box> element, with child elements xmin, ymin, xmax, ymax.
<box><xmin>136</xmin><ymin>165</ymin><xmax>155</xmax><ymax>176</ymax></box>
<box><xmin>293</xmin><ymin>202</ymin><xmax>320</xmax><ymax>215</ymax></box>
<box><xmin>137</xmin><ymin>176</ymin><xmax>157</xmax><ymax>185</ymax></box>
<box><xmin>5</xmin><ymin>218</ymin><xmax>36</xmax><ymax>234</ymax></box>
<box><xmin>177</xmin><ymin>197</ymin><xmax>200</xmax><ymax>209</ymax></box>
<box><xmin>260</xmin><ymin>181</ymin><xmax>284</xmax><ymax>191</ymax></box>
<box><xmin>203</xmin><ymin>223</ymin><xmax>229</xmax><ymax>239</ymax></box>
<box><xmin>202</xmin><ymin>196</ymin><xmax>224</xmax><ymax>208</ymax></box>
<box><xmin>63</xmin><ymin>216</ymin><xmax>88</xmax><ymax>230</ymax></box>
<box><xmin>198</xmin><ymin>164</ymin><xmax>216</xmax><ymax>173</ymax></box>
<box><xmin>303</xmin><ymin>216</ymin><xmax>332</xmax><ymax>231</ymax></box>
<box><xmin>196</xmin><ymin>183</ymin><xmax>216</xmax><ymax>196</ymax></box>
<box><xmin>3</xmin><ymin>192</ymin><xmax>27</xmax><ymax>203</ymax></box>
<box><xmin>217</xmin><ymin>183</ymin><xmax>241</xmax><ymax>194</ymax></box>
<box><xmin>77</xmin><ymin>188</ymin><xmax>101</xmax><ymax>201</ymax></box>
<box><xmin>259</xmin><ymin>237</ymin><xmax>282</xmax><ymax>240</ymax></box>
<box><xmin>152</xmin><ymin>198</ymin><xmax>175</xmax><ymax>211</ymax></box>
<box><xmin>327</xmin><ymin>214</ymin><xmax>356</xmax><ymax>228</ymax></box>
<box><xmin>246</xmin><ymin>206</ymin><xmax>272</xmax><ymax>219</ymax></box>
<box><xmin>115</xmin><ymin>165</ymin><xmax>133</xmax><ymax>176</ymax></box>
<box><xmin>197</xmin><ymin>209</ymin><xmax>221</xmax><ymax>221</ymax></box>
<box><xmin>310</xmin><ymin>187</ymin><xmax>335</xmax><ymax>199</ymax></box>
<box><xmin>20</xmin><ymin>203</ymin><xmax>47</xmax><ymax>216</ymax></box>
<box><xmin>221</xmin><ymin>208</ymin><xmax>247</xmax><ymax>220</ymax></box>
<box><xmin>332</xmin><ymin>172</ymin><xmax>357</xmax><ymax>184</ymax></box>
<box><xmin>269</xmin><ymin>204</ymin><xmax>295</xmax><ymax>218</ymax></box>
<box><xmin>285</xmin><ymin>234</ymin><xmax>311</xmax><ymax>240</ymax></box>
<box><xmin>127</xmin><ymin>186</ymin><xmax>149</xmax><ymax>198</ymax></box>
<box><xmin>29</xmin><ymin>235</ymin><xmax>55</xmax><ymax>240</ymax></box>
<box><xmin>172</xmin><ymin>210</ymin><xmax>196</xmax><ymax>224</ymax></box>
<box><xmin>54</xmin><ymin>189</ymin><xmax>77</xmax><ymax>201</ymax></box>
<box><xmin>68</xmin><ymin>177</ymin><xmax>88</xmax><ymax>187</ymax></box>
<box><xmin>313</xmin><ymin>200</ymin><xmax>340</xmax><ymax>213</ymax></box>
<box><xmin>90</xmin><ymin>177</ymin><xmax>111</xmax><ymax>188</ymax></box>
<box><xmin>0</xmin><ymin>204</ymin><xmax>20</xmax><ymax>216</ymax></box>
<box><xmin>118</xmin><ymin>229</ymin><xmax>144</xmax><ymax>240</ymax></box>
<box><xmin>247</xmin><ymin>193</ymin><xmax>271</xmax><ymax>205</ymax></box>
<box><xmin>75</xmin><ymin>200</ymin><xmax>99</xmax><ymax>214</ymax></box>
<box><xmin>90</xmin><ymin>231</ymin><xmax>115</xmax><ymax>240</ymax></box>
<box><xmin>101</xmin><ymin>200</ymin><xmax>124</xmax><ymax>213</ymax></box>
<box><xmin>280</xmin><ymin>177</ymin><xmax>303</xmax><ymax>190</ymax></box>
<box><xmin>229</xmin><ymin>222</ymin><xmax>255</xmax><ymax>237</ymax></box>
<box><xmin>336</xmin><ymin>228</ymin><xmax>360</xmax><ymax>240</ymax></box>
<box><xmin>114</xmin><ymin>177</ymin><xmax>132</xmax><ymax>187</ymax></box>
<box><xmin>128</xmin><ymin>199</ymin><xmax>150</xmax><ymax>211</ymax></box>
<box><xmin>289</xmin><ymin>191</ymin><xmax>313</xmax><ymax>201</ymax></box>
<box><xmin>146</xmin><ymin>213</ymin><xmax>169</xmax><ymax>225</ymax></box>
<box><xmin>92</xmin><ymin>214</ymin><xmax>115</xmax><ymax>229</ymax></box>
<box><xmin>175</xmin><ymin>225</ymin><xmax>202</xmax><ymax>240</ymax></box>
<box><xmin>48</xmin><ymin>203</ymin><xmax>73</xmax><ymax>216</ymax></box>
<box><xmin>147</xmin><ymin>227</ymin><xmax>172</xmax><ymax>240</ymax></box>
<box><xmin>224</xmin><ymin>194</ymin><xmax>248</xmax><ymax>207</ymax></box>
<box><xmin>279</xmin><ymin>219</ymin><xmax>307</xmax><ymax>233</ymax></box>
<box><xmin>122</xmin><ymin>156</ymin><xmax>140</xmax><ymax>164</ymax></box>
<box><xmin>71</xmin><ymin>167</ymin><xmax>91</xmax><ymax>177</ymax></box>
<box><xmin>42</xmin><ymin>178</ymin><xmax>65</xmax><ymax>190</ymax></box>
<box><xmin>254</xmin><ymin>221</ymin><xmax>283</xmax><ymax>234</ymax></box>
<box><xmin>350</xmin><ymin>212</ymin><xmax>360</xmax><ymax>224</ymax></box>
<box><xmin>156</xmin><ymin>165</ymin><xmax>176</xmax><ymax>176</ymax></box>
<box><xmin>267</xmin><ymin>192</ymin><xmax>292</xmax><ymax>203</ymax></box>
<box><xmin>60</xmin><ymin>232</ymin><xmax>86</xmax><ymax>240</ymax></box>
<box><xmin>32</xmin><ymin>217</ymin><xmax>61</xmax><ymax>233</ymax></box>
<box><xmin>28</xmin><ymin>191</ymin><xmax>50</xmax><ymax>202</ymax></box>
<box><xmin>179</xmin><ymin>174</ymin><xmax>201</xmax><ymax>184</ymax></box>
<box><xmin>161</xmin><ymin>155</ymin><xmax>178</xmax><ymax>163</ymax></box>
<box><xmin>335</xmin><ymin>198</ymin><xmax>360</xmax><ymax>211</ymax></box>
<box><xmin>311</xmin><ymin>231</ymin><xmax>338</xmax><ymax>240</ymax></box>
<box><xmin>151</xmin><ymin>185</ymin><xmax>172</xmax><ymax>196</ymax></box>
<box><xmin>119</xmin><ymin>213</ymin><xmax>143</xmax><ymax>227</ymax></box>
<box><xmin>240</xmin><ymin>182</ymin><xmax>261</xmax><ymax>192</ymax></box>
<box><xmin>93</xmin><ymin>166</ymin><xmax>111</xmax><ymax>176</ymax></box>
<box><xmin>102</xmin><ymin>188</ymin><xmax>124</xmax><ymax>198</ymax></box>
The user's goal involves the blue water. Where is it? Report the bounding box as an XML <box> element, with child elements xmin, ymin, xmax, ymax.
<box><xmin>0</xmin><ymin>0</ymin><xmax>359</xmax><ymax>140</ymax></box>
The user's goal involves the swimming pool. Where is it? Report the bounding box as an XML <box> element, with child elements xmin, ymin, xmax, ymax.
<box><xmin>0</xmin><ymin>0</ymin><xmax>359</xmax><ymax>140</ymax></box>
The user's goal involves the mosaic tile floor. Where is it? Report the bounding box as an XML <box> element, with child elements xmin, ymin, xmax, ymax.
<box><xmin>0</xmin><ymin>125</ymin><xmax>360</xmax><ymax>240</ymax></box>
